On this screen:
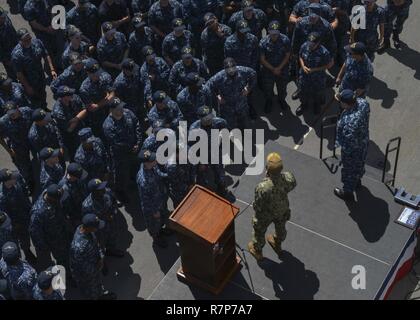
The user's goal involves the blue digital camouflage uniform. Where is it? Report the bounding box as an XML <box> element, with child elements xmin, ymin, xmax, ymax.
<box><xmin>384</xmin><ymin>0</ymin><xmax>412</xmax><ymax>41</ymax></box>
<box><xmin>353</xmin><ymin>3</ymin><xmax>385</xmax><ymax>61</ymax></box>
<box><xmin>137</xmin><ymin>162</ymin><xmax>169</xmax><ymax>237</ymax></box>
<box><xmin>51</xmin><ymin>94</ymin><xmax>86</xmax><ymax>160</ymax></box>
<box><xmin>11</xmin><ymin>38</ymin><xmax>49</xmax><ymax>108</ymax></box>
<box><xmin>201</xmin><ymin>23</ymin><xmax>232</xmax><ymax>75</ymax></box>
<box><xmin>74</xmin><ymin>137</ymin><xmax>110</xmax><ymax>181</ymax></box>
<box><xmin>336</xmin><ymin>98</ymin><xmax>370</xmax><ymax>193</ymax></box>
<box><xmin>205</xmin><ymin>66</ymin><xmax>257</xmax><ymax>129</ymax></box>
<box><xmin>50</xmin><ymin>65</ymin><xmax>88</xmax><ymax>98</ymax></box>
<box><xmin>0</xmin><ymin>16</ymin><xmax>18</xmax><ymax>78</ymax></box>
<box><xmin>224</xmin><ymin>32</ymin><xmax>260</xmax><ymax>70</ymax></box>
<box><xmin>292</xmin><ymin>0</ymin><xmax>335</xmax><ymax>22</ymax></box>
<box><xmin>96</xmin><ymin>31</ymin><xmax>128</xmax><ymax>79</ymax></box>
<box><xmin>0</xmin><ymin>173</ymin><xmax>32</xmax><ymax>253</ymax></box>
<box><xmin>162</xmin><ymin>30</ymin><xmax>194</xmax><ymax>65</ymax></box>
<box><xmin>32</xmin><ymin>283</ymin><xmax>64</xmax><ymax>300</ymax></box>
<box><xmin>189</xmin><ymin>116</ymin><xmax>228</xmax><ymax>191</ymax></box>
<box><xmin>0</xmin><ymin>82</ymin><xmax>29</xmax><ymax>108</ymax></box>
<box><xmin>292</xmin><ymin>15</ymin><xmax>337</xmax><ymax>57</ymax></box>
<box><xmin>79</xmin><ymin>70</ymin><xmax>114</xmax><ymax>137</ymax></box>
<box><xmin>128</xmin><ymin>27</ymin><xmax>154</xmax><ymax>66</ymax></box>
<box><xmin>168</xmin><ymin>58</ymin><xmax>209</xmax><ymax>96</ymax></box>
<box><xmin>0</xmin><ymin>214</ymin><xmax>15</xmax><ymax>250</ymax></box>
<box><xmin>147</xmin><ymin>99</ymin><xmax>184</xmax><ymax>131</ymax></box>
<box><xmin>340</xmin><ymin>53</ymin><xmax>373</xmax><ymax>96</ymax></box>
<box><xmin>140</xmin><ymin>56</ymin><xmax>171</xmax><ymax>94</ymax></box>
<box><xmin>0</xmin><ymin>107</ymin><xmax>33</xmax><ymax>185</ymax></box>
<box><xmin>166</xmin><ymin>162</ymin><xmax>195</xmax><ymax>208</ymax></box>
<box><xmin>66</xmin><ymin>3</ymin><xmax>101</xmax><ymax>44</ymax></box>
<box><xmin>103</xmin><ymin>108</ymin><xmax>143</xmax><ymax>199</ymax></box>
<box><xmin>29</xmin><ymin>191</ymin><xmax>71</xmax><ymax>270</ymax></box>
<box><xmin>28</xmin><ymin>120</ymin><xmax>64</xmax><ymax>156</ymax></box>
<box><xmin>61</xmin><ymin>41</ymin><xmax>89</xmax><ymax>69</ymax></box>
<box><xmin>228</xmin><ymin>8</ymin><xmax>267</xmax><ymax>38</ymax></box>
<box><xmin>113</xmin><ymin>65</ymin><xmax>152</xmax><ymax>122</ymax></box>
<box><xmin>259</xmin><ymin>32</ymin><xmax>291</xmax><ymax>103</ymax></box>
<box><xmin>176</xmin><ymin>85</ymin><xmax>212</xmax><ymax>126</ymax></box>
<box><xmin>39</xmin><ymin>161</ymin><xmax>65</xmax><ymax>193</ymax></box>
<box><xmin>59</xmin><ymin>175</ymin><xmax>89</xmax><ymax>230</ymax></box>
<box><xmin>81</xmin><ymin>189</ymin><xmax>118</xmax><ymax>251</ymax></box>
<box><xmin>0</xmin><ymin>258</ymin><xmax>37</xmax><ymax>300</ymax></box>
<box><xmin>70</xmin><ymin>226</ymin><xmax>104</xmax><ymax>299</ymax></box>
<box><xmin>298</xmin><ymin>41</ymin><xmax>332</xmax><ymax>109</ymax></box>
<box><xmin>141</xmin><ymin>133</ymin><xmax>163</xmax><ymax>153</ymax></box>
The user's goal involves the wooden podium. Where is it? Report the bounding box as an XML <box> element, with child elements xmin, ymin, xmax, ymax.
<box><xmin>169</xmin><ymin>185</ymin><xmax>241</xmax><ymax>295</ymax></box>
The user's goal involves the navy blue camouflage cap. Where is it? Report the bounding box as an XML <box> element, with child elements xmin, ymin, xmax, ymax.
<box><xmin>0</xmin><ymin>211</ymin><xmax>7</xmax><ymax>224</ymax></box>
<box><xmin>181</xmin><ymin>46</ymin><xmax>193</xmax><ymax>59</ymax></box>
<box><xmin>197</xmin><ymin>105</ymin><xmax>214</xmax><ymax>123</ymax></box>
<box><xmin>56</xmin><ymin>86</ymin><xmax>75</xmax><ymax>98</ymax></box>
<box><xmin>236</xmin><ymin>19</ymin><xmax>250</xmax><ymax>33</ymax></box>
<box><xmin>39</xmin><ymin>147</ymin><xmax>60</xmax><ymax>160</ymax></box>
<box><xmin>69</xmin><ymin>52</ymin><xmax>83</xmax><ymax>65</ymax></box>
<box><xmin>142</xmin><ymin>46</ymin><xmax>155</xmax><ymax>57</ymax></box>
<box><xmin>268</xmin><ymin>20</ymin><xmax>281</xmax><ymax>35</ymax></box>
<box><xmin>308</xmin><ymin>2</ymin><xmax>322</xmax><ymax>15</ymax></box>
<box><xmin>102</xmin><ymin>21</ymin><xmax>115</xmax><ymax>34</ymax></box>
<box><xmin>4</xmin><ymin>101</ymin><xmax>19</xmax><ymax>116</ymax></box>
<box><xmin>241</xmin><ymin>0</ymin><xmax>253</xmax><ymax>10</ymax></box>
<box><xmin>138</xmin><ymin>149</ymin><xmax>156</xmax><ymax>162</ymax></box>
<box><xmin>88</xmin><ymin>178</ymin><xmax>108</xmax><ymax>192</ymax></box>
<box><xmin>0</xmin><ymin>72</ymin><xmax>12</xmax><ymax>87</ymax></box>
<box><xmin>132</xmin><ymin>16</ymin><xmax>147</xmax><ymax>29</ymax></box>
<box><xmin>16</xmin><ymin>28</ymin><xmax>31</xmax><ymax>40</ymax></box>
<box><xmin>336</xmin><ymin>89</ymin><xmax>357</xmax><ymax>104</ymax></box>
<box><xmin>85</xmin><ymin>58</ymin><xmax>100</xmax><ymax>73</ymax></box>
<box><xmin>0</xmin><ymin>168</ymin><xmax>19</xmax><ymax>183</ymax></box>
<box><xmin>153</xmin><ymin>90</ymin><xmax>169</xmax><ymax>103</ymax></box>
<box><xmin>32</xmin><ymin>108</ymin><xmax>52</xmax><ymax>122</ymax></box>
<box><xmin>185</xmin><ymin>72</ymin><xmax>204</xmax><ymax>86</ymax></box>
<box><xmin>67</xmin><ymin>25</ymin><xmax>82</xmax><ymax>38</ymax></box>
<box><xmin>0</xmin><ymin>6</ymin><xmax>9</xmax><ymax>17</ymax></box>
<box><xmin>82</xmin><ymin>213</ymin><xmax>105</xmax><ymax>229</ymax></box>
<box><xmin>204</xmin><ymin>12</ymin><xmax>217</xmax><ymax>26</ymax></box>
<box><xmin>345</xmin><ymin>42</ymin><xmax>366</xmax><ymax>55</ymax></box>
<box><xmin>37</xmin><ymin>267</ymin><xmax>60</xmax><ymax>290</ymax></box>
<box><xmin>172</xmin><ymin>18</ymin><xmax>185</xmax><ymax>31</ymax></box>
<box><xmin>2</xmin><ymin>242</ymin><xmax>19</xmax><ymax>264</ymax></box>
<box><xmin>108</xmin><ymin>97</ymin><xmax>126</xmax><ymax>109</ymax></box>
<box><xmin>67</xmin><ymin>162</ymin><xmax>88</xmax><ymax>180</ymax></box>
<box><xmin>308</xmin><ymin>32</ymin><xmax>322</xmax><ymax>44</ymax></box>
<box><xmin>121</xmin><ymin>58</ymin><xmax>136</xmax><ymax>70</ymax></box>
<box><xmin>78</xmin><ymin>127</ymin><xmax>93</xmax><ymax>141</ymax></box>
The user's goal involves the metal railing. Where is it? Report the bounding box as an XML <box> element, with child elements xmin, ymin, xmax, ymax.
<box><xmin>382</xmin><ymin>137</ymin><xmax>402</xmax><ymax>187</ymax></box>
<box><xmin>319</xmin><ymin>115</ymin><xmax>339</xmax><ymax>160</ymax></box>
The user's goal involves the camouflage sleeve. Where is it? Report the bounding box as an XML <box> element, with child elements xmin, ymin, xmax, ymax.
<box><xmin>282</xmin><ymin>171</ymin><xmax>297</xmax><ymax>193</ymax></box>
<box><xmin>29</xmin><ymin>212</ymin><xmax>48</xmax><ymax>251</ymax></box>
<box><xmin>253</xmin><ymin>182</ymin><xmax>270</xmax><ymax>212</ymax></box>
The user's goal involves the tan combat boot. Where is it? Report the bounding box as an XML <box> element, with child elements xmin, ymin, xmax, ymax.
<box><xmin>248</xmin><ymin>242</ymin><xmax>263</xmax><ymax>261</ymax></box>
<box><xmin>266</xmin><ymin>234</ymin><xmax>282</xmax><ymax>256</ymax></box>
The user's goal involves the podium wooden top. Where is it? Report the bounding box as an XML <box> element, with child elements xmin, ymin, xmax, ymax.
<box><xmin>169</xmin><ymin>185</ymin><xmax>240</xmax><ymax>245</ymax></box>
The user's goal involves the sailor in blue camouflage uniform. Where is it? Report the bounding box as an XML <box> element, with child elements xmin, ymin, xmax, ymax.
<box><xmin>189</xmin><ymin>106</ymin><xmax>229</xmax><ymax>195</ymax></box>
<box><xmin>75</xmin><ymin>127</ymin><xmax>111</xmax><ymax>181</ymax></box>
<box><xmin>70</xmin><ymin>213</ymin><xmax>117</xmax><ymax>300</ymax></box>
<box><xmin>162</xmin><ymin>18</ymin><xmax>194</xmax><ymax>67</ymax></box>
<box><xmin>66</xmin><ymin>0</ymin><xmax>102</xmax><ymax>45</ymax></box>
<box><xmin>0</xmin><ymin>7</ymin><xmax>18</xmax><ymax>79</ymax></box>
<box><xmin>228</xmin><ymin>0</ymin><xmax>267</xmax><ymax>39</ymax></box>
<box><xmin>206</xmin><ymin>58</ymin><xmax>257</xmax><ymax>129</ymax></box>
<box><xmin>0</xmin><ymin>102</ymin><xmax>34</xmax><ymax>189</ymax></box>
<box><xmin>200</xmin><ymin>13</ymin><xmax>232</xmax><ymax>76</ymax></box>
<box><xmin>148</xmin><ymin>0</ymin><xmax>184</xmax><ymax>55</ymax></box>
<box><xmin>82</xmin><ymin>179</ymin><xmax>124</xmax><ymax>257</ymax></box>
<box><xmin>148</xmin><ymin>91</ymin><xmax>184</xmax><ymax>132</ymax></box>
<box><xmin>140</xmin><ymin>46</ymin><xmax>171</xmax><ymax>95</ymax></box>
<box><xmin>61</xmin><ymin>26</ymin><xmax>90</xmax><ymax>69</ymax></box>
<box><xmin>39</xmin><ymin>148</ymin><xmax>65</xmax><ymax>192</ymax></box>
<box><xmin>103</xmin><ymin>98</ymin><xmax>143</xmax><ymax>203</ymax></box>
<box><xmin>0</xmin><ymin>169</ymin><xmax>36</xmax><ymax>264</ymax></box>
<box><xmin>259</xmin><ymin>20</ymin><xmax>291</xmax><ymax>113</ymax></box>
<box><xmin>336</xmin><ymin>42</ymin><xmax>373</xmax><ymax>98</ymax></box>
<box><xmin>334</xmin><ymin>89</ymin><xmax>370</xmax><ymax>201</ymax></box>
<box><xmin>378</xmin><ymin>0</ymin><xmax>412</xmax><ymax>52</ymax></box>
<box><xmin>97</xmin><ymin>22</ymin><xmax>129</xmax><ymax>79</ymax></box>
<box><xmin>79</xmin><ymin>58</ymin><xmax>115</xmax><ymax>138</ymax></box>
<box><xmin>32</xmin><ymin>268</ymin><xmax>64</xmax><ymax>300</ymax></box>
<box><xmin>28</xmin><ymin>108</ymin><xmax>64</xmax><ymax>158</ymax></box>
<box><xmin>137</xmin><ymin>149</ymin><xmax>171</xmax><ymax>248</ymax></box>
<box><xmin>176</xmin><ymin>72</ymin><xmax>212</xmax><ymax>127</ymax></box>
<box><xmin>296</xmin><ymin>32</ymin><xmax>334</xmax><ymax>116</ymax></box>
<box><xmin>350</xmin><ymin>0</ymin><xmax>385</xmax><ymax>62</ymax></box>
<box><xmin>168</xmin><ymin>46</ymin><xmax>209</xmax><ymax>97</ymax></box>
<box><xmin>329</xmin><ymin>0</ymin><xmax>351</xmax><ymax>65</ymax></box>
<box><xmin>290</xmin><ymin>0</ymin><xmax>337</xmax><ymax>25</ymax></box>
<box><xmin>182</xmin><ymin>0</ymin><xmax>220</xmax><ymax>56</ymax></box>
<box><xmin>11</xmin><ymin>29</ymin><xmax>56</xmax><ymax>109</ymax></box>
<box><xmin>29</xmin><ymin>184</ymin><xmax>71</xmax><ymax>271</ymax></box>
<box><xmin>128</xmin><ymin>16</ymin><xmax>154</xmax><ymax>67</ymax></box>
<box><xmin>52</xmin><ymin>86</ymin><xmax>87</xmax><ymax>160</ymax></box>
<box><xmin>59</xmin><ymin>163</ymin><xmax>89</xmax><ymax>231</ymax></box>
<box><xmin>141</xmin><ymin>122</ymin><xmax>173</xmax><ymax>153</ymax></box>
<box><xmin>0</xmin><ymin>212</ymin><xmax>15</xmax><ymax>250</ymax></box>
<box><xmin>113</xmin><ymin>58</ymin><xmax>152</xmax><ymax>126</ymax></box>
<box><xmin>0</xmin><ymin>242</ymin><xmax>37</xmax><ymax>300</ymax></box>
<box><xmin>0</xmin><ymin>73</ymin><xmax>29</xmax><ymax>108</ymax></box>
<box><xmin>51</xmin><ymin>54</ymin><xmax>87</xmax><ymax>99</ymax></box>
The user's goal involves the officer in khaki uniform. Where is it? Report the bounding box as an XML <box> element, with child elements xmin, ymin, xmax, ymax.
<box><xmin>248</xmin><ymin>152</ymin><xmax>296</xmax><ymax>261</ymax></box>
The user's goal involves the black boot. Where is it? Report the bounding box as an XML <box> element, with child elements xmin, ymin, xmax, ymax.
<box><xmin>99</xmin><ymin>291</ymin><xmax>117</xmax><ymax>300</ymax></box>
<box><xmin>378</xmin><ymin>39</ymin><xmax>390</xmax><ymax>54</ymax></box>
<box><xmin>334</xmin><ymin>188</ymin><xmax>355</xmax><ymax>201</ymax></box>
<box><xmin>160</xmin><ymin>225</ymin><xmax>174</xmax><ymax>236</ymax></box>
<box><xmin>393</xmin><ymin>33</ymin><xmax>401</xmax><ymax>49</ymax></box>
<box><xmin>264</xmin><ymin>99</ymin><xmax>272</xmax><ymax>113</ymax></box>
<box><xmin>295</xmin><ymin>104</ymin><xmax>306</xmax><ymax>116</ymax></box>
<box><xmin>292</xmin><ymin>88</ymin><xmax>300</xmax><ymax>100</ymax></box>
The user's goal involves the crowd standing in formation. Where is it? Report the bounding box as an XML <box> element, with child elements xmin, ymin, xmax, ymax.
<box><xmin>0</xmin><ymin>0</ymin><xmax>413</xmax><ymax>299</ymax></box>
